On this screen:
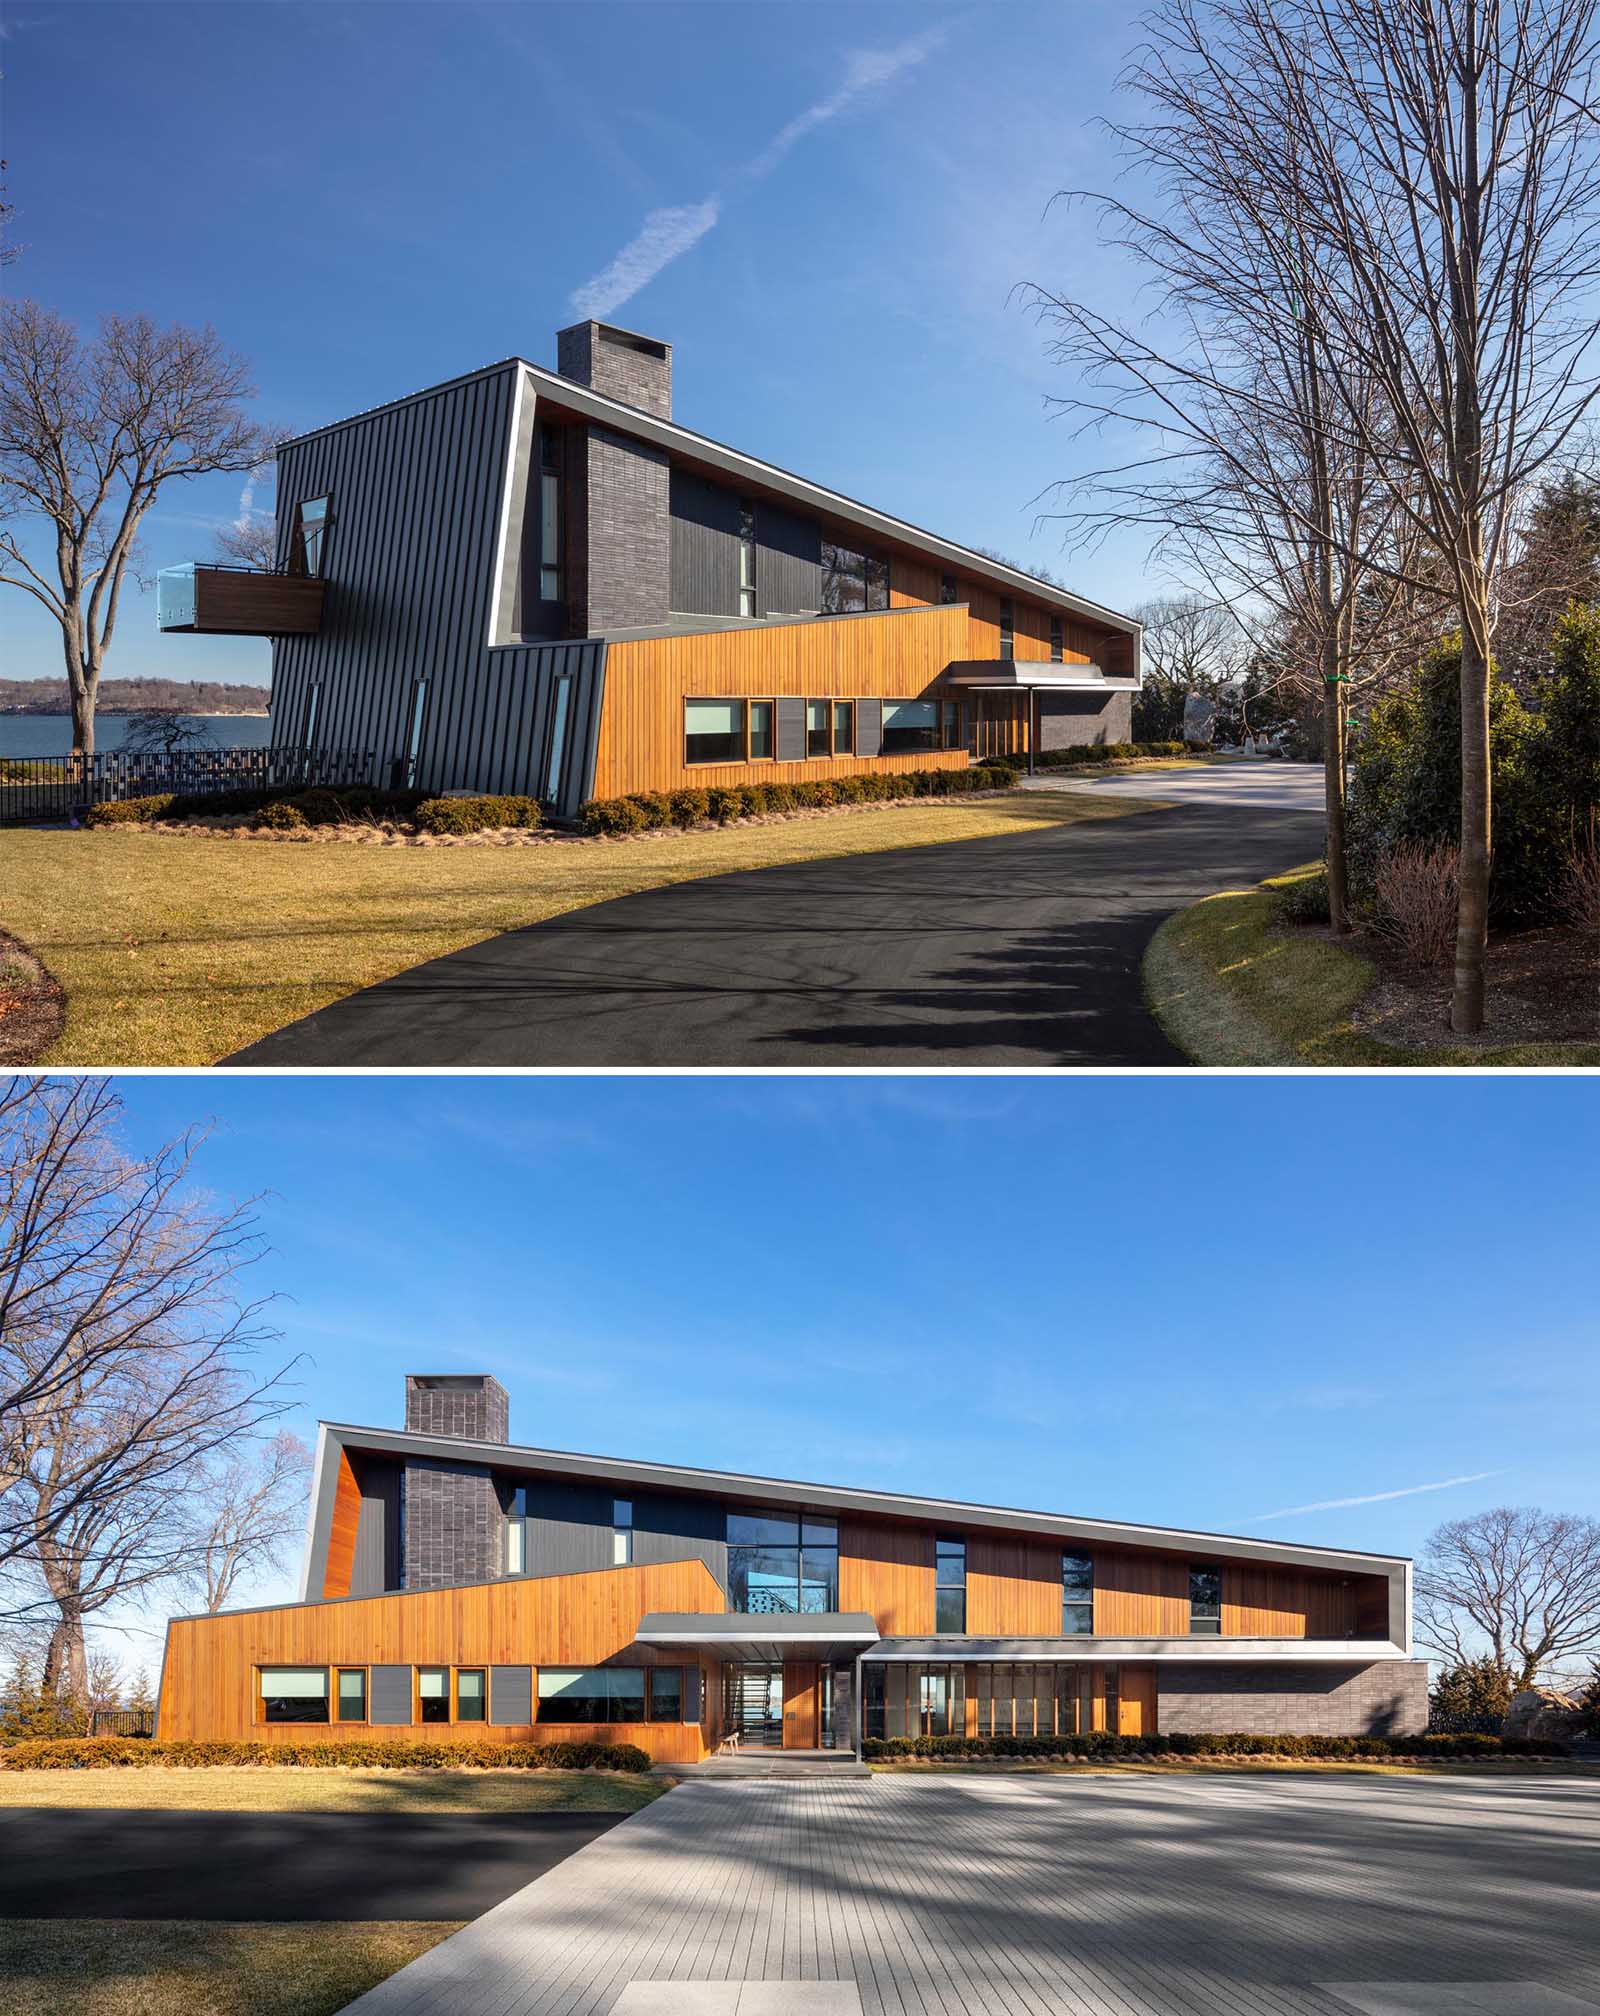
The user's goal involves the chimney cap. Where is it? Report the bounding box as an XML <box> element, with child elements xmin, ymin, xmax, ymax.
<box><xmin>556</xmin><ymin>317</ymin><xmax>670</xmax><ymax>361</ymax></box>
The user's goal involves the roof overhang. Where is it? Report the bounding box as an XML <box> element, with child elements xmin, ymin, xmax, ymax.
<box><xmin>865</xmin><ymin>1637</ymin><xmax>1413</xmax><ymax>1663</ymax></box>
<box><xmin>637</xmin><ymin>1611</ymin><xmax>881</xmax><ymax>1663</ymax></box>
<box><xmin>943</xmin><ymin>660</ymin><xmax>1140</xmax><ymax>693</ymax></box>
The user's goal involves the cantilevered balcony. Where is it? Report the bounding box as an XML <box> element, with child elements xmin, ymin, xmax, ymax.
<box><xmin>157</xmin><ymin>563</ymin><xmax>325</xmax><ymax>637</ymax></box>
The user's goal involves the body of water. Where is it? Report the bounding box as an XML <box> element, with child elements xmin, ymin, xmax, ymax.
<box><xmin>0</xmin><ymin>714</ymin><xmax>275</xmax><ymax>757</ymax></box>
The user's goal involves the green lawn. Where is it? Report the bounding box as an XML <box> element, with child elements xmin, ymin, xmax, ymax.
<box><xmin>0</xmin><ymin>1766</ymin><xmax>665</xmax><ymax>1813</ymax></box>
<box><xmin>0</xmin><ymin>789</ymin><xmax>1141</xmax><ymax>1067</ymax></box>
<box><xmin>1143</xmin><ymin>862</ymin><xmax>1600</xmax><ymax>1067</ymax></box>
<box><xmin>0</xmin><ymin>1919</ymin><xmax>459</xmax><ymax>2016</ymax></box>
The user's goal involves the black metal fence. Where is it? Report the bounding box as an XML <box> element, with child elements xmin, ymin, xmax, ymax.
<box><xmin>0</xmin><ymin>747</ymin><xmax>380</xmax><ymax>826</ymax></box>
<box><xmin>87</xmin><ymin>1708</ymin><xmax>155</xmax><ymax>1738</ymax></box>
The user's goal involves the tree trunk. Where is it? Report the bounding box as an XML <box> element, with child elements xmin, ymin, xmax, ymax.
<box><xmin>1322</xmin><ymin>640</ymin><xmax>1349</xmax><ymax>934</ymax></box>
<box><xmin>1453</xmin><ymin>595</ymin><xmax>1492</xmax><ymax>1032</ymax></box>
<box><xmin>70</xmin><ymin>679</ymin><xmax>96</xmax><ymax>759</ymax></box>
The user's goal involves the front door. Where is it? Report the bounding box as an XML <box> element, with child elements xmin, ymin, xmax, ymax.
<box><xmin>783</xmin><ymin>1661</ymin><xmax>819</xmax><ymax>1748</ymax></box>
<box><xmin>724</xmin><ymin>1662</ymin><xmax>783</xmax><ymax>1747</ymax></box>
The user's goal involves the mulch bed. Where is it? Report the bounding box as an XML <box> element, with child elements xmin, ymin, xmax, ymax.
<box><xmin>1347</xmin><ymin>922</ymin><xmax>1598</xmax><ymax>1050</ymax></box>
<box><xmin>0</xmin><ymin>929</ymin><xmax>65</xmax><ymax>1065</ymax></box>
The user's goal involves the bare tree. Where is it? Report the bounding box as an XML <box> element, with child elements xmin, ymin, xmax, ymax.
<box><xmin>186</xmin><ymin>1430</ymin><xmax>312</xmax><ymax>1614</ymax></box>
<box><xmin>0</xmin><ymin>303</ymin><xmax>273</xmax><ymax>754</ymax></box>
<box><xmin>1416</xmin><ymin>1507</ymin><xmax>1600</xmax><ymax>1689</ymax></box>
<box><xmin>1229</xmin><ymin>0</ymin><xmax>1600</xmax><ymax>1027</ymax></box>
<box><xmin>118</xmin><ymin>708</ymin><xmax>218</xmax><ymax>759</ymax></box>
<box><xmin>0</xmin><ymin>1078</ymin><xmax>294</xmax><ymax>1705</ymax></box>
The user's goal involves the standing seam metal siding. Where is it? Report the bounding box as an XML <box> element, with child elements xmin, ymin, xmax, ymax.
<box><xmin>669</xmin><ymin>470</ymin><xmax>824</xmax><ymax>618</ymax></box>
<box><xmin>269</xmin><ymin>366</ymin><xmax>608</xmax><ymax>819</ymax></box>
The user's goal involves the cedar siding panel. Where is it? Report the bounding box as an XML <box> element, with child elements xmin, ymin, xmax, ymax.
<box><xmin>839</xmin><ymin>1518</ymin><xmax>936</xmax><ymax>1637</ymax></box>
<box><xmin>967</xmin><ymin>1535</ymin><xmax>1061</xmax><ymax>1636</ymax></box>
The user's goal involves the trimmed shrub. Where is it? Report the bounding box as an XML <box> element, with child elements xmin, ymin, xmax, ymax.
<box><xmin>413</xmin><ymin>794</ymin><xmax>542</xmax><ymax>837</ymax></box>
<box><xmin>84</xmin><ymin>794</ymin><xmax>175</xmax><ymax>826</ymax></box>
<box><xmin>705</xmin><ymin>787</ymin><xmax>747</xmax><ymax>824</ymax></box>
<box><xmin>667</xmin><ymin>788</ymin><xmax>712</xmax><ymax>826</ymax></box>
<box><xmin>625</xmin><ymin>792</ymin><xmax>675</xmax><ymax>830</ymax></box>
<box><xmin>254</xmin><ymin>798</ymin><xmax>309</xmax><ymax>830</ymax></box>
<box><xmin>573</xmin><ymin>765</ymin><xmax>1020</xmax><ymax>837</ymax></box>
<box><xmin>860</xmin><ymin>1731</ymin><xmax>1563</xmax><ymax>1763</ymax></box>
<box><xmin>0</xmin><ymin>1734</ymin><xmax>653</xmax><ymax>1772</ymax></box>
<box><xmin>579</xmin><ymin>796</ymin><xmax>650</xmax><ymax>836</ymax></box>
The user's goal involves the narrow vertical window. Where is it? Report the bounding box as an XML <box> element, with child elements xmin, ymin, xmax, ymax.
<box><xmin>999</xmin><ymin>600</ymin><xmax>1014</xmax><ymax>661</ymax></box>
<box><xmin>417</xmin><ymin>1668</ymin><xmax>450</xmax><ymax>1723</ymax></box>
<box><xmin>291</xmin><ymin>497</ymin><xmax>331</xmax><ymax>577</ymax></box>
<box><xmin>648</xmin><ymin>1667</ymin><xmax>684</xmax><ymax>1722</ymax></box>
<box><xmin>941</xmin><ymin>699</ymin><xmax>961</xmax><ymax>749</ymax></box>
<box><xmin>940</xmin><ymin>573</ymin><xmax>958</xmax><ymax>605</ymax></box>
<box><xmin>613</xmin><ymin>1498</ymin><xmax>633</xmax><ymax>1565</ymax></box>
<box><xmin>935</xmin><ymin>1534</ymin><xmax>966</xmax><ymax>1633</ymax></box>
<box><xmin>506</xmin><ymin>1485</ymin><xmax>526</xmax><ymax>1576</ymax></box>
<box><xmin>405</xmin><ymin>678</ymin><xmax>428</xmax><ymax>788</ymax></box>
<box><xmin>1189</xmin><ymin>1565</ymin><xmax>1222</xmax><ymax>1635</ymax></box>
<box><xmin>302</xmin><ymin>681</ymin><xmax>322</xmax><ymax>754</ymax></box>
<box><xmin>738</xmin><ymin>500</ymin><xmax>756</xmax><ymax>617</ymax></box>
<box><xmin>1102</xmin><ymin>1663</ymin><xmax>1121</xmax><ymax>1734</ymax></box>
<box><xmin>1062</xmin><ymin>1553</ymin><xmax>1094</xmax><ymax>1635</ymax></box>
<box><xmin>456</xmin><ymin>1669</ymin><xmax>486</xmax><ymax>1722</ymax></box>
<box><xmin>539</xmin><ymin>427</ymin><xmax>562</xmax><ymax>602</ymax></box>
<box><xmin>336</xmin><ymin>1669</ymin><xmax>366</xmax><ymax>1722</ymax></box>
<box><xmin>545</xmin><ymin>675</ymin><xmax>572</xmax><ymax>802</ymax></box>
<box><xmin>832</xmin><ymin>700</ymin><xmax>854</xmax><ymax>755</ymax></box>
<box><xmin>806</xmin><ymin>699</ymin><xmax>830</xmax><ymax>757</ymax></box>
<box><xmin>1050</xmin><ymin>614</ymin><xmax>1064</xmax><ymax>664</ymax></box>
<box><xmin>749</xmin><ymin>699</ymin><xmax>774</xmax><ymax>760</ymax></box>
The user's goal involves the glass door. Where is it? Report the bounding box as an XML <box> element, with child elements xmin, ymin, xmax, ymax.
<box><xmin>723</xmin><ymin>1662</ymin><xmax>783</xmax><ymax>1747</ymax></box>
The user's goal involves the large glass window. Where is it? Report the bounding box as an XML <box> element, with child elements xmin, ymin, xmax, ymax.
<box><xmin>613</xmin><ymin>1498</ymin><xmax>633</xmax><ymax>1566</ymax></box>
<box><xmin>749</xmin><ymin>700</ymin><xmax>774</xmax><ymax>760</ymax></box>
<box><xmin>336</xmin><ymin>1669</ymin><xmax>367</xmax><ymax>1722</ymax></box>
<box><xmin>832</xmin><ymin>701</ymin><xmax>854</xmax><ymax>755</ymax></box>
<box><xmin>1062</xmin><ymin>1553</ymin><xmax>1094</xmax><ymax>1635</ymax></box>
<box><xmin>261</xmin><ymin>1667</ymin><xmax>328</xmax><ymax>1724</ymax></box>
<box><xmin>1190</xmin><ymin>1566</ymin><xmax>1222</xmax><ymax>1635</ymax></box>
<box><xmin>820</xmin><ymin>542</ymin><xmax>889</xmax><ymax>615</ymax></box>
<box><xmin>728</xmin><ymin>1509</ymin><xmax>838</xmax><ymax>1613</ymax></box>
<box><xmin>881</xmin><ymin>700</ymin><xmax>940</xmax><ymax>755</ymax></box>
<box><xmin>863</xmin><ymin>1664</ymin><xmax>965</xmax><ymax>1739</ymax></box>
<box><xmin>974</xmin><ymin>1664</ymin><xmax>1093</xmax><ymax>1738</ymax></box>
<box><xmin>1103</xmin><ymin>1664</ymin><xmax>1121</xmax><ymax>1734</ymax></box>
<box><xmin>418</xmin><ymin>1667</ymin><xmax>450</xmax><ymax>1723</ymax></box>
<box><xmin>806</xmin><ymin>699</ymin><xmax>831</xmax><ymax>757</ymax></box>
<box><xmin>291</xmin><ymin>496</ymin><xmax>330</xmax><ymax>578</ymax></box>
<box><xmin>538</xmin><ymin>1667</ymin><xmax>652</xmax><ymax>1724</ymax></box>
<box><xmin>648</xmin><ymin>1667</ymin><xmax>683</xmax><ymax>1722</ymax></box>
<box><xmin>935</xmin><ymin>1534</ymin><xmax>966</xmax><ymax>1634</ymax></box>
<box><xmin>539</xmin><ymin>427</ymin><xmax>562</xmax><ymax>602</ymax></box>
<box><xmin>685</xmin><ymin>698</ymin><xmax>746</xmax><ymax>764</ymax></box>
<box><xmin>456</xmin><ymin>1669</ymin><xmax>486</xmax><ymax>1722</ymax></box>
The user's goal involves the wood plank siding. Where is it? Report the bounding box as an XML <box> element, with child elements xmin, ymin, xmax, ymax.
<box><xmin>186</xmin><ymin>569</ymin><xmax>325</xmax><ymax>636</ymax></box>
<box><xmin>321</xmin><ymin>1447</ymin><xmax>362</xmax><ymax>1601</ymax></box>
<box><xmin>156</xmin><ymin>1558</ymin><xmax>725</xmax><ymax>1755</ymax></box>
<box><xmin>839</xmin><ymin>1519</ymin><xmax>936</xmax><ymax>1637</ymax></box>
<box><xmin>1094</xmin><ymin>1550</ymin><xmax>1191</xmax><ymax>1637</ymax></box>
<box><xmin>967</xmin><ymin>1536</ymin><xmax>1062</xmax><ymax>1636</ymax></box>
<box><xmin>592</xmin><ymin>603</ymin><xmax>971</xmax><ymax>800</ymax></box>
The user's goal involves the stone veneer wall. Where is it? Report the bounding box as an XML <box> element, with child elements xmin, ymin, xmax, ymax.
<box><xmin>583</xmin><ymin>427</ymin><xmax>671</xmax><ymax>633</ymax></box>
<box><xmin>403</xmin><ymin>1375</ymin><xmax>508</xmax><ymax>1444</ymax></box>
<box><xmin>1036</xmin><ymin>689</ymin><xmax>1134</xmax><ymax>749</ymax></box>
<box><xmin>557</xmin><ymin>323</ymin><xmax>672</xmax><ymax>418</ymax></box>
<box><xmin>1156</xmin><ymin>1661</ymin><xmax>1429</xmax><ymax>1737</ymax></box>
<box><xmin>401</xmin><ymin>1457</ymin><xmax>502</xmax><ymax>1590</ymax></box>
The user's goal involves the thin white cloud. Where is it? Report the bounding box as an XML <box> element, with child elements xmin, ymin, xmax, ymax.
<box><xmin>568</xmin><ymin>26</ymin><xmax>949</xmax><ymax>319</ymax></box>
<box><xmin>234</xmin><ymin>473</ymin><xmax>257</xmax><ymax>532</ymax></box>
<box><xmin>570</xmin><ymin>200</ymin><xmax>721</xmax><ymax>320</ymax></box>
<box><xmin>1255</xmin><ymin>1471</ymin><xmax>1505</xmax><ymax>1521</ymax></box>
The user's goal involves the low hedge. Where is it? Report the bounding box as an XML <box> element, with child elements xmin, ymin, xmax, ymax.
<box><xmin>578</xmin><ymin>764</ymin><xmax>1020</xmax><ymax>836</ymax></box>
<box><xmin>84</xmin><ymin>785</ymin><xmax>427</xmax><ymax>830</ymax></box>
<box><xmin>412</xmin><ymin>794</ymin><xmax>542</xmax><ymax>837</ymax></box>
<box><xmin>1030</xmin><ymin>741</ymin><xmax>1189</xmax><ymax>768</ymax></box>
<box><xmin>0</xmin><ymin>1735</ymin><xmax>653</xmax><ymax>1772</ymax></box>
<box><xmin>862</xmin><ymin>1731</ymin><xmax>1564</xmax><ymax>1762</ymax></box>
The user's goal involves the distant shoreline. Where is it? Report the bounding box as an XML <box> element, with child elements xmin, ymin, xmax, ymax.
<box><xmin>0</xmin><ymin>709</ymin><xmax>271</xmax><ymax>719</ymax></box>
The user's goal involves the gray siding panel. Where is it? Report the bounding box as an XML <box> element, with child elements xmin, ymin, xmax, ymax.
<box><xmin>351</xmin><ymin>1457</ymin><xmax>401</xmax><ymax>1597</ymax></box>
<box><xmin>670</xmin><ymin>468</ymin><xmax>741</xmax><ymax>614</ymax></box>
<box><xmin>490</xmin><ymin>1665</ymin><xmax>533</xmax><ymax>1726</ymax></box>
<box><xmin>369</xmin><ymin>1664</ymin><xmax>412</xmax><ymax>1725</ymax></box>
<box><xmin>775</xmin><ymin>696</ymin><xmax>805</xmax><ymax>763</ymax></box>
<box><xmin>269</xmin><ymin>366</ymin><xmax>608</xmax><ymax>820</ymax></box>
<box><xmin>684</xmin><ymin>1665</ymin><xmax>703</xmax><ymax>1722</ymax></box>
<box><xmin>855</xmin><ymin>697</ymin><xmax>883</xmax><ymax>757</ymax></box>
<box><xmin>517</xmin><ymin>1479</ymin><xmax>726</xmax><ymax>1590</ymax></box>
<box><xmin>756</xmin><ymin>501</ymin><xmax>821</xmax><ymax>615</ymax></box>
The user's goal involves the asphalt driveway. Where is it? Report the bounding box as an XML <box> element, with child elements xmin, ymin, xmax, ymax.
<box><xmin>0</xmin><ymin>1808</ymin><xmax>622</xmax><ymax>1921</ymax></box>
<box><xmin>343</xmin><ymin>1773</ymin><xmax>1600</xmax><ymax>2016</ymax></box>
<box><xmin>227</xmin><ymin>782</ymin><xmax>1324</xmax><ymax>1068</ymax></box>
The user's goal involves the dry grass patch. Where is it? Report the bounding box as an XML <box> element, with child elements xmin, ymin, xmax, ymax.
<box><xmin>871</xmin><ymin>1756</ymin><xmax>1593</xmax><ymax>1779</ymax></box>
<box><xmin>0</xmin><ymin>1766</ymin><xmax>664</xmax><ymax>1813</ymax></box>
<box><xmin>1</xmin><ymin>790</ymin><xmax>1143</xmax><ymax>1067</ymax></box>
<box><xmin>0</xmin><ymin>1919</ymin><xmax>457</xmax><ymax>2016</ymax></box>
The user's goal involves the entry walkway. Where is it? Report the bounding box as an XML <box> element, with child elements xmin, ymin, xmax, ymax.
<box><xmin>343</xmin><ymin>1771</ymin><xmax>1600</xmax><ymax>2016</ymax></box>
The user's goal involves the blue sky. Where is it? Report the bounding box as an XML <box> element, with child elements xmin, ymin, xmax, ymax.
<box><xmin>83</xmin><ymin>1070</ymin><xmax>1597</xmax><ymax>1643</ymax></box>
<box><xmin>2</xmin><ymin>0</ymin><xmax>1154</xmax><ymax>687</ymax></box>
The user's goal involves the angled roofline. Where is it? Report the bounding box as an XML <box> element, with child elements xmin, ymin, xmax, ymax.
<box><xmin>308</xmin><ymin>1420</ymin><xmax>1409</xmax><ymax>1579</ymax></box>
<box><xmin>274</xmin><ymin>357</ymin><xmax>1140</xmax><ymax>640</ymax></box>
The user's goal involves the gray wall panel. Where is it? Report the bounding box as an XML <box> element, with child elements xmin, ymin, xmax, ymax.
<box><xmin>490</xmin><ymin>1665</ymin><xmax>533</xmax><ymax>1725</ymax></box>
<box><xmin>515</xmin><ymin>1479</ymin><xmax>727</xmax><ymax>1589</ymax></box>
<box><xmin>855</xmin><ymin>697</ymin><xmax>883</xmax><ymax>757</ymax></box>
<box><xmin>369</xmin><ymin>1664</ymin><xmax>412</xmax><ymax>1725</ymax></box>
<box><xmin>670</xmin><ymin>469</ymin><xmax>740</xmax><ymax>614</ymax></box>
<box><xmin>775</xmin><ymin>696</ymin><xmax>805</xmax><ymax>763</ymax></box>
<box><xmin>756</xmin><ymin>501</ymin><xmax>822</xmax><ymax>615</ymax></box>
<box><xmin>351</xmin><ymin>1456</ymin><xmax>401</xmax><ymax>1597</ymax></box>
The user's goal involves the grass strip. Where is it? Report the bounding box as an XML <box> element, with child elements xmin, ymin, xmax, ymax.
<box><xmin>0</xmin><ymin>1765</ymin><xmax>665</xmax><ymax>1813</ymax></box>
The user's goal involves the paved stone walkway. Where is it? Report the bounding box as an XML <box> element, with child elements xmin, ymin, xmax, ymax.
<box><xmin>345</xmin><ymin>1773</ymin><xmax>1600</xmax><ymax>2016</ymax></box>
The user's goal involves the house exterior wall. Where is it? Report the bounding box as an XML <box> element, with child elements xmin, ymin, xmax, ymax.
<box><xmin>584</xmin><ymin>427</ymin><xmax>671</xmax><ymax>632</ymax></box>
<box><xmin>402</xmin><ymin>1458</ymin><xmax>502</xmax><ymax>1590</ymax></box>
<box><xmin>1156</xmin><ymin>1661</ymin><xmax>1430</xmax><ymax>1737</ymax></box>
<box><xmin>1037</xmin><ymin>689</ymin><xmax>1135</xmax><ymax>749</ymax></box>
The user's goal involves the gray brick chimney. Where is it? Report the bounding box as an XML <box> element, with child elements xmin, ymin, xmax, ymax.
<box><xmin>404</xmin><ymin>1374</ymin><xmax>509</xmax><ymax>1443</ymax></box>
<box><xmin>556</xmin><ymin>320</ymin><xmax>672</xmax><ymax>419</ymax></box>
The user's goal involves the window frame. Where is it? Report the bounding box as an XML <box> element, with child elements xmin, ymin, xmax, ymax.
<box><xmin>536</xmin><ymin>1665</ymin><xmax>651</xmax><ymax>1726</ymax></box>
<box><xmin>334</xmin><ymin>1666</ymin><xmax>368</xmax><ymax>1724</ymax></box>
<box><xmin>258</xmin><ymin>1665</ymin><xmax>331</xmax><ymax>1726</ymax></box>
<box><xmin>647</xmin><ymin>1666</ymin><xmax>685</xmax><ymax>1723</ymax></box>
<box><xmin>999</xmin><ymin>599</ymin><xmax>1015</xmax><ymax>662</ymax></box>
<box><xmin>1189</xmin><ymin>1564</ymin><xmax>1223</xmax><ymax>1635</ymax></box>
<box><xmin>455</xmin><ymin>1667</ymin><xmax>487</xmax><ymax>1723</ymax></box>
<box><xmin>748</xmin><ymin>698</ymin><xmax>776</xmax><ymax>762</ymax></box>
<box><xmin>290</xmin><ymin>495</ymin><xmax>332</xmax><ymax>579</ymax></box>
<box><xmin>832</xmin><ymin>700</ymin><xmax>855</xmax><ymax>757</ymax></box>
<box><xmin>940</xmin><ymin>573</ymin><xmax>959</xmax><ymax>605</ymax></box>
<box><xmin>935</xmin><ymin>1533</ymin><xmax>967</xmax><ymax>1635</ymax></box>
<box><xmin>1050</xmin><ymin>614</ymin><xmax>1064</xmax><ymax>664</ymax></box>
<box><xmin>738</xmin><ymin>500</ymin><xmax>757</xmax><ymax>618</ymax></box>
<box><xmin>805</xmin><ymin>698</ymin><xmax>831</xmax><ymax>758</ymax></box>
<box><xmin>684</xmin><ymin>696</ymin><xmax>749</xmax><ymax>766</ymax></box>
<box><xmin>537</xmin><ymin>426</ymin><xmax>563</xmax><ymax>604</ymax></box>
<box><xmin>613</xmin><ymin>1497</ymin><xmax>634</xmax><ymax>1566</ymax></box>
<box><xmin>880</xmin><ymin>698</ymin><xmax>941</xmax><ymax>755</ymax></box>
<box><xmin>415</xmin><ymin>1665</ymin><xmax>452</xmax><ymax>1725</ymax></box>
<box><xmin>1061</xmin><ymin>1552</ymin><xmax>1094</xmax><ymax>1636</ymax></box>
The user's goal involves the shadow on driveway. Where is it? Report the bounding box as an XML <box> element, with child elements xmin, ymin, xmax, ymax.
<box><xmin>0</xmin><ymin>1809</ymin><xmax>623</xmax><ymax>1921</ymax></box>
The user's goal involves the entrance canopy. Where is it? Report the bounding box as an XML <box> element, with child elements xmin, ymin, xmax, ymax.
<box><xmin>636</xmin><ymin>1611</ymin><xmax>880</xmax><ymax>1664</ymax></box>
<box><xmin>942</xmin><ymin>659</ymin><xmax>1137</xmax><ymax>691</ymax></box>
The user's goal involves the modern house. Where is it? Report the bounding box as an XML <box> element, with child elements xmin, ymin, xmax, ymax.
<box><xmin>155</xmin><ymin>1375</ymin><xmax>1428</xmax><ymax>1760</ymax></box>
<box><xmin>156</xmin><ymin>322</ymin><xmax>1143</xmax><ymax>820</ymax></box>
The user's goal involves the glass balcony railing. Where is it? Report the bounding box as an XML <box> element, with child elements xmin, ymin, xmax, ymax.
<box><xmin>156</xmin><ymin>563</ymin><xmax>198</xmax><ymax>630</ymax></box>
